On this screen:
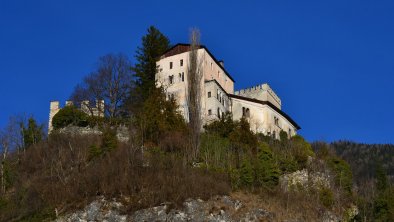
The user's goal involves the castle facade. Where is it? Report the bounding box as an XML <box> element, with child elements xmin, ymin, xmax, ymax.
<box><xmin>156</xmin><ymin>44</ymin><xmax>300</xmax><ymax>138</ymax></box>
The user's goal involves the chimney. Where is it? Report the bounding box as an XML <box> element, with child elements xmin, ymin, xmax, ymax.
<box><xmin>219</xmin><ymin>60</ymin><xmax>224</xmax><ymax>67</ymax></box>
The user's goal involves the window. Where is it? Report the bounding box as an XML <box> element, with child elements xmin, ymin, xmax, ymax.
<box><xmin>208</xmin><ymin>91</ymin><xmax>211</xmax><ymax>98</ymax></box>
<box><xmin>170</xmin><ymin>62</ymin><xmax>173</xmax><ymax>69</ymax></box>
<box><xmin>274</xmin><ymin>117</ymin><xmax>279</xmax><ymax>126</ymax></box>
<box><xmin>208</xmin><ymin>109</ymin><xmax>212</xmax><ymax>115</ymax></box>
<box><xmin>217</xmin><ymin>89</ymin><xmax>219</xmax><ymax>100</ymax></box>
<box><xmin>181</xmin><ymin>72</ymin><xmax>184</xmax><ymax>82</ymax></box>
<box><xmin>242</xmin><ymin>107</ymin><xmax>250</xmax><ymax>118</ymax></box>
<box><xmin>217</xmin><ymin>108</ymin><xmax>220</xmax><ymax>118</ymax></box>
<box><xmin>169</xmin><ymin>75</ymin><xmax>174</xmax><ymax>84</ymax></box>
<box><xmin>273</xmin><ymin>131</ymin><xmax>276</xmax><ymax>139</ymax></box>
<box><xmin>180</xmin><ymin>59</ymin><xmax>183</xmax><ymax>66</ymax></box>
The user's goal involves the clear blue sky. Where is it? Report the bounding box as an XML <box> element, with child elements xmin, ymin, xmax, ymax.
<box><xmin>1</xmin><ymin>0</ymin><xmax>393</xmax><ymax>144</ymax></box>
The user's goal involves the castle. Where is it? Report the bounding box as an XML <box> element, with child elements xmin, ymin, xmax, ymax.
<box><xmin>48</xmin><ymin>44</ymin><xmax>300</xmax><ymax>139</ymax></box>
<box><xmin>156</xmin><ymin>44</ymin><xmax>300</xmax><ymax>138</ymax></box>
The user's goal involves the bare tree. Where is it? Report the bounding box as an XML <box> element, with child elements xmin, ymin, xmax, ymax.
<box><xmin>0</xmin><ymin>115</ymin><xmax>25</xmax><ymax>194</ymax></box>
<box><xmin>0</xmin><ymin>130</ymin><xmax>9</xmax><ymax>194</ymax></box>
<box><xmin>187</xmin><ymin>28</ymin><xmax>203</xmax><ymax>160</ymax></box>
<box><xmin>71</xmin><ymin>53</ymin><xmax>132</xmax><ymax>119</ymax></box>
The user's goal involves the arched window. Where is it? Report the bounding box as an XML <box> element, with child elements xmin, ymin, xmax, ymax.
<box><xmin>242</xmin><ymin>107</ymin><xmax>250</xmax><ymax>118</ymax></box>
<box><xmin>245</xmin><ymin>108</ymin><xmax>250</xmax><ymax>118</ymax></box>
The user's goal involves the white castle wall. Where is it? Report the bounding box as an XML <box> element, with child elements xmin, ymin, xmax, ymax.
<box><xmin>156</xmin><ymin>48</ymin><xmax>234</xmax><ymax>123</ymax></box>
<box><xmin>155</xmin><ymin>46</ymin><xmax>299</xmax><ymax>137</ymax></box>
<box><xmin>234</xmin><ymin>83</ymin><xmax>282</xmax><ymax>109</ymax></box>
<box><xmin>48</xmin><ymin>101</ymin><xmax>60</xmax><ymax>134</ymax></box>
<box><xmin>231</xmin><ymin>96</ymin><xmax>297</xmax><ymax>138</ymax></box>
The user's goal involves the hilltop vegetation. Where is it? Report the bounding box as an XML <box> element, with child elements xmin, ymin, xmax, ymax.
<box><xmin>0</xmin><ymin>26</ymin><xmax>393</xmax><ymax>221</ymax></box>
<box><xmin>314</xmin><ymin>141</ymin><xmax>394</xmax><ymax>184</ymax></box>
<box><xmin>312</xmin><ymin>141</ymin><xmax>394</xmax><ymax>221</ymax></box>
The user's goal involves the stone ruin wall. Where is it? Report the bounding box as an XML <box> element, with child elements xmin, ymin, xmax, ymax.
<box><xmin>48</xmin><ymin>100</ymin><xmax>104</xmax><ymax>134</ymax></box>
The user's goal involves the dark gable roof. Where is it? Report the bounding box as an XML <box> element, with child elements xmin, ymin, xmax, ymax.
<box><xmin>228</xmin><ymin>94</ymin><xmax>301</xmax><ymax>130</ymax></box>
<box><xmin>160</xmin><ymin>43</ymin><xmax>235</xmax><ymax>82</ymax></box>
<box><xmin>205</xmin><ymin>79</ymin><xmax>228</xmax><ymax>95</ymax></box>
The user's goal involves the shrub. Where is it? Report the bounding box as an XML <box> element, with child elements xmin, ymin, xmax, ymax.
<box><xmin>203</xmin><ymin>112</ymin><xmax>235</xmax><ymax>138</ymax></box>
<box><xmin>319</xmin><ymin>187</ymin><xmax>334</xmax><ymax>208</ymax></box>
<box><xmin>88</xmin><ymin>144</ymin><xmax>102</xmax><ymax>161</ymax></box>
<box><xmin>290</xmin><ymin>135</ymin><xmax>314</xmax><ymax>168</ymax></box>
<box><xmin>327</xmin><ymin>156</ymin><xmax>353</xmax><ymax>195</ymax></box>
<box><xmin>200</xmin><ymin>133</ymin><xmax>231</xmax><ymax>170</ymax></box>
<box><xmin>239</xmin><ymin>158</ymin><xmax>254</xmax><ymax>187</ymax></box>
<box><xmin>101</xmin><ymin>128</ymin><xmax>118</xmax><ymax>152</ymax></box>
<box><xmin>255</xmin><ymin>143</ymin><xmax>280</xmax><ymax>189</ymax></box>
<box><xmin>51</xmin><ymin>105</ymin><xmax>89</xmax><ymax>129</ymax></box>
<box><xmin>279</xmin><ymin>130</ymin><xmax>289</xmax><ymax>141</ymax></box>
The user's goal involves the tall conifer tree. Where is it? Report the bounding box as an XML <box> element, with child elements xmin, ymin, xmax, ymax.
<box><xmin>133</xmin><ymin>26</ymin><xmax>170</xmax><ymax>102</ymax></box>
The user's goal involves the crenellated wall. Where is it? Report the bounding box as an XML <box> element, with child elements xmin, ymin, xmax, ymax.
<box><xmin>48</xmin><ymin>100</ymin><xmax>105</xmax><ymax>134</ymax></box>
<box><xmin>234</xmin><ymin>83</ymin><xmax>282</xmax><ymax>109</ymax></box>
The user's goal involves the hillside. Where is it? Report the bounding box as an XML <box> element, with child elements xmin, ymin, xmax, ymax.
<box><xmin>0</xmin><ymin>122</ymin><xmax>362</xmax><ymax>221</ymax></box>
<box><xmin>330</xmin><ymin>141</ymin><xmax>393</xmax><ymax>183</ymax></box>
<box><xmin>1</xmin><ymin>26</ymin><xmax>393</xmax><ymax>222</ymax></box>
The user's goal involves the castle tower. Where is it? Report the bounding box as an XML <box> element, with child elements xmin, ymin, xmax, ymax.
<box><xmin>234</xmin><ymin>83</ymin><xmax>282</xmax><ymax>109</ymax></box>
<box><xmin>48</xmin><ymin>101</ymin><xmax>60</xmax><ymax>134</ymax></box>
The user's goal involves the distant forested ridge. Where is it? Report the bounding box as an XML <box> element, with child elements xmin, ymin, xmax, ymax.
<box><xmin>312</xmin><ymin>141</ymin><xmax>394</xmax><ymax>184</ymax></box>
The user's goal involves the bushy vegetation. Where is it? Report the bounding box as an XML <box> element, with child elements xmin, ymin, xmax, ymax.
<box><xmin>313</xmin><ymin>141</ymin><xmax>394</xmax><ymax>221</ymax></box>
<box><xmin>52</xmin><ymin>105</ymin><xmax>90</xmax><ymax>129</ymax></box>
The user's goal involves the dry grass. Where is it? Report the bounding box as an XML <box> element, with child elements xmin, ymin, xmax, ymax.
<box><xmin>230</xmin><ymin>190</ymin><xmax>326</xmax><ymax>221</ymax></box>
<box><xmin>0</xmin><ymin>133</ymin><xmax>230</xmax><ymax>221</ymax></box>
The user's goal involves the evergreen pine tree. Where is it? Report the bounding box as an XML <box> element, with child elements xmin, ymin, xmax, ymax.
<box><xmin>132</xmin><ymin>26</ymin><xmax>170</xmax><ymax>103</ymax></box>
<box><xmin>240</xmin><ymin>157</ymin><xmax>254</xmax><ymax>187</ymax></box>
<box><xmin>256</xmin><ymin>143</ymin><xmax>280</xmax><ymax>189</ymax></box>
<box><xmin>376</xmin><ymin>163</ymin><xmax>388</xmax><ymax>193</ymax></box>
<box><xmin>373</xmin><ymin>164</ymin><xmax>394</xmax><ymax>221</ymax></box>
<box><xmin>22</xmin><ymin>117</ymin><xmax>44</xmax><ymax>148</ymax></box>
